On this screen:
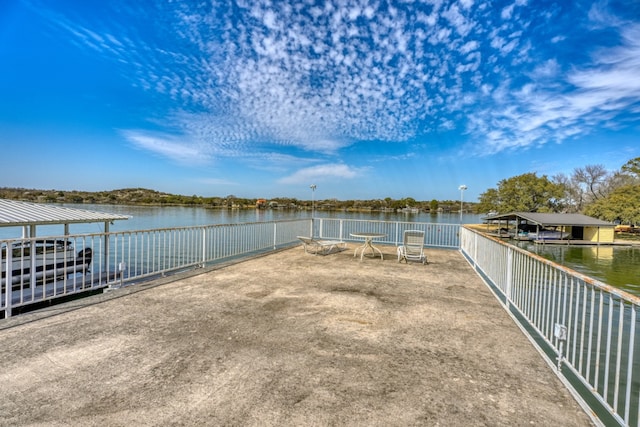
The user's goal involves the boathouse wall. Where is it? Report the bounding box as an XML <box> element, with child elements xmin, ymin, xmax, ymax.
<box><xmin>583</xmin><ymin>226</ymin><xmax>614</xmax><ymax>243</ymax></box>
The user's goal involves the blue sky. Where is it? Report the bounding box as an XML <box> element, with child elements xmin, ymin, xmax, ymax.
<box><xmin>1</xmin><ymin>0</ymin><xmax>639</xmax><ymax>202</ymax></box>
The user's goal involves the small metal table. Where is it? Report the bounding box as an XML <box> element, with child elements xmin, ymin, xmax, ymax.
<box><xmin>350</xmin><ymin>232</ymin><xmax>386</xmax><ymax>261</ymax></box>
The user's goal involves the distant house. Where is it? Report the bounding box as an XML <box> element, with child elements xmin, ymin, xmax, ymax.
<box><xmin>256</xmin><ymin>199</ymin><xmax>267</xmax><ymax>209</ymax></box>
<box><xmin>483</xmin><ymin>212</ymin><xmax>615</xmax><ymax>244</ymax></box>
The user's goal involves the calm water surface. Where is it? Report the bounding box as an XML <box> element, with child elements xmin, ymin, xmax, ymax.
<box><xmin>0</xmin><ymin>204</ymin><xmax>479</xmax><ymax>237</ymax></box>
<box><xmin>517</xmin><ymin>241</ymin><xmax>640</xmax><ymax>296</ymax></box>
<box><xmin>2</xmin><ymin>204</ymin><xmax>638</xmax><ymax>294</ymax></box>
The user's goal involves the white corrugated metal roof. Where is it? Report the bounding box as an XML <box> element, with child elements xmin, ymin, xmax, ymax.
<box><xmin>0</xmin><ymin>199</ymin><xmax>130</xmax><ymax>227</ymax></box>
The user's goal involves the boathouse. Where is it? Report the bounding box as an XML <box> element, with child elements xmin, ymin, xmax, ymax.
<box><xmin>0</xmin><ymin>199</ymin><xmax>130</xmax><ymax>273</ymax></box>
<box><xmin>483</xmin><ymin>211</ymin><xmax>615</xmax><ymax>244</ymax></box>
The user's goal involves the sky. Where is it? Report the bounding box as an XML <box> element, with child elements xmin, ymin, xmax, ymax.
<box><xmin>1</xmin><ymin>0</ymin><xmax>639</xmax><ymax>202</ymax></box>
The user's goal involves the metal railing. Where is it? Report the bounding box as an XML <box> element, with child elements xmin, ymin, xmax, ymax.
<box><xmin>2</xmin><ymin>219</ymin><xmax>311</xmax><ymax>318</ymax></box>
<box><xmin>315</xmin><ymin>218</ymin><xmax>460</xmax><ymax>249</ymax></box>
<box><xmin>1</xmin><ymin>218</ymin><xmax>460</xmax><ymax>318</ymax></box>
<box><xmin>460</xmin><ymin>226</ymin><xmax>640</xmax><ymax>427</ymax></box>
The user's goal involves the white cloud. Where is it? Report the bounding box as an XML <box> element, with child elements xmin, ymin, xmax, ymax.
<box><xmin>501</xmin><ymin>5</ymin><xmax>515</xmax><ymax>20</ymax></box>
<box><xmin>459</xmin><ymin>40</ymin><xmax>479</xmax><ymax>54</ymax></box>
<box><xmin>530</xmin><ymin>59</ymin><xmax>559</xmax><ymax>79</ymax></box>
<box><xmin>37</xmin><ymin>0</ymin><xmax>640</xmax><ymax>165</ymax></box>
<box><xmin>442</xmin><ymin>4</ymin><xmax>474</xmax><ymax>37</ymax></box>
<box><xmin>459</xmin><ymin>0</ymin><xmax>474</xmax><ymax>11</ymax></box>
<box><xmin>122</xmin><ymin>130</ymin><xmax>210</xmax><ymax>164</ymax></box>
<box><xmin>196</xmin><ymin>177</ymin><xmax>238</xmax><ymax>186</ymax></box>
<box><xmin>468</xmin><ymin>21</ymin><xmax>640</xmax><ymax>155</ymax></box>
<box><xmin>278</xmin><ymin>164</ymin><xmax>363</xmax><ymax>184</ymax></box>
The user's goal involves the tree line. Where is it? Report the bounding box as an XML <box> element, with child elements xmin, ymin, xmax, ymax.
<box><xmin>476</xmin><ymin>157</ymin><xmax>640</xmax><ymax>225</ymax></box>
<box><xmin>0</xmin><ymin>187</ymin><xmax>466</xmax><ymax>213</ymax></box>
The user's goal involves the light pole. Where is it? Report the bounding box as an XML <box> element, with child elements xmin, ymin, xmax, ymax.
<box><xmin>459</xmin><ymin>185</ymin><xmax>467</xmax><ymax>224</ymax></box>
<box><xmin>310</xmin><ymin>184</ymin><xmax>316</xmax><ymax>216</ymax></box>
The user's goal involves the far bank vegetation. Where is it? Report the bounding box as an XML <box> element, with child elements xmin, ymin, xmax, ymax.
<box><xmin>0</xmin><ymin>188</ymin><xmax>462</xmax><ymax>214</ymax></box>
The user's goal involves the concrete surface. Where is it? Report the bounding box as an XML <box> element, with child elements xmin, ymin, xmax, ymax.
<box><xmin>0</xmin><ymin>244</ymin><xmax>593</xmax><ymax>426</ymax></box>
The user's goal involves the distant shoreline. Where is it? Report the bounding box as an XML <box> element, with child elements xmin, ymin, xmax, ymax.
<box><xmin>0</xmin><ymin>187</ymin><xmax>473</xmax><ymax>213</ymax></box>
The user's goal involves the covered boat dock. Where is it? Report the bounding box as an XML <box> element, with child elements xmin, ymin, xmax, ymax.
<box><xmin>1</xmin><ymin>199</ymin><xmax>130</xmax><ymax>298</ymax></box>
<box><xmin>0</xmin><ymin>198</ymin><xmax>129</xmax><ymax>238</ymax></box>
<box><xmin>483</xmin><ymin>211</ymin><xmax>615</xmax><ymax>244</ymax></box>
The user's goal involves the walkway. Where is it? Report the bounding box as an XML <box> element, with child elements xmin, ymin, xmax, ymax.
<box><xmin>0</xmin><ymin>245</ymin><xmax>593</xmax><ymax>426</ymax></box>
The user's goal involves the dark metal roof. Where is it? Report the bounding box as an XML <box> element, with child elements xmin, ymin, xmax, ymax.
<box><xmin>0</xmin><ymin>199</ymin><xmax>129</xmax><ymax>227</ymax></box>
<box><xmin>483</xmin><ymin>212</ymin><xmax>613</xmax><ymax>227</ymax></box>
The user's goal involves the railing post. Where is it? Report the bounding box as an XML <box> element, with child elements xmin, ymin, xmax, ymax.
<box><xmin>273</xmin><ymin>222</ymin><xmax>277</xmax><ymax>250</ymax></box>
<box><xmin>4</xmin><ymin>244</ymin><xmax>13</xmax><ymax>318</ymax></box>
<box><xmin>201</xmin><ymin>227</ymin><xmax>207</xmax><ymax>267</ymax></box>
<box><xmin>505</xmin><ymin>247</ymin><xmax>513</xmax><ymax>309</ymax></box>
<box><xmin>624</xmin><ymin>304</ymin><xmax>636</xmax><ymax>424</ymax></box>
<box><xmin>473</xmin><ymin>230</ymin><xmax>478</xmax><ymax>268</ymax></box>
<box><xmin>104</xmin><ymin>223</ymin><xmax>110</xmax><ymax>284</ymax></box>
<box><xmin>395</xmin><ymin>222</ymin><xmax>399</xmax><ymax>246</ymax></box>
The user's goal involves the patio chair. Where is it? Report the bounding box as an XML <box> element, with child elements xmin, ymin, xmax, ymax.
<box><xmin>397</xmin><ymin>230</ymin><xmax>427</xmax><ymax>264</ymax></box>
<box><xmin>297</xmin><ymin>236</ymin><xmax>346</xmax><ymax>255</ymax></box>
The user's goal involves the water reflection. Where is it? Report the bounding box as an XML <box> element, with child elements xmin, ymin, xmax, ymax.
<box><xmin>518</xmin><ymin>241</ymin><xmax>640</xmax><ymax>294</ymax></box>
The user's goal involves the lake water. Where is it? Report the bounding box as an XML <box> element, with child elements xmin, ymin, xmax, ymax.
<box><xmin>517</xmin><ymin>241</ymin><xmax>640</xmax><ymax>296</ymax></box>
<box><xmin>0</xmin><ymin>204</ymin><xmax>479</xmax><ymax>237</ymax></box>
<box><xmin>2</xmin><ymin>204</ymin><xmax>638</xmax><ymax>295</ymax></box>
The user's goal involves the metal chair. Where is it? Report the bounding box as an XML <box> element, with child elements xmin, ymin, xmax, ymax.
<box><xmin>297</xmin><ymin>236</ymin><xmax>346</xmax><ymax>255</ymax></box>
<box><xmin>397</xmin><ymin>230</ymin><xmax>427</xmax><ymax>264</ymax></box>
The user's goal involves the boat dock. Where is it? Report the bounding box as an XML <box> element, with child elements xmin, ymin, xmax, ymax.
<box><xmin>0</xmin><ymin>245</ymin><xmax>592</xmax><ymax>426</ymax></box>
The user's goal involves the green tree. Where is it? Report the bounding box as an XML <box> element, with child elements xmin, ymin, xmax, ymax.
<box><xmin>389</xmin><ymin>199</ymin><xmax>404</xmax><ymax>210</ymax></box>
<box><xmin>429</xmin><ymin>199</ymin><xmax>438</xmax><ymax>212</ymax></box>
<box><xmin>403</xmin><ymin>197</ymin><xmax>416</xmax><ymax>207</ymax></box>
<box><xmin>487</xmin><ymin>173</ymin><xmax>564</xmax><ymax>213</ymax></box>
<box><xmin>584</xmin><ymin>184</ymin><xmax>640</xmax><ymax>225</ymax></box>
<box><xmin>476</xmin><ymin>188</ymin><xmax>500</xmax><ymax>213</ymax></box>
<box><xmin>621</xmin><ymin>157</ymin><xmax>640</xmax><ymax>180</ymax></box>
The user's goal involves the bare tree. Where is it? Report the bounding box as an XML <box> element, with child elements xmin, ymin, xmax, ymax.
<box><xmin>572</xmin><ymin>164</ymin><xmax>609</xmax><ymax>204</ymax></box>
<box><xmin>552</xmin><ymin>173</ymin><xmax>578</xmax><ymax>212</ymax></box>
<box><xmin>604</xmin><ymin>171</ymin><xmax>636</xmax><ymax>193</ymax></box>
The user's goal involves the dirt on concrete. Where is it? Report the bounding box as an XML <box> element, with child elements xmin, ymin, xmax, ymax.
<box><xmin>0</xmin><ymin>245</ymin><xmax>593</xmax><ymax>426</ymax></box>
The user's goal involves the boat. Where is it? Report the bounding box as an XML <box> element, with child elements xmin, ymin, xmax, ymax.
<box><xmin>399</xmin><ymin>207</ymin><xmax>420</xmax><ymax>214</ymax></box>
<box><xmin>526</xmin><ymin>229</ymin><xmax>571</xmax><ymax>241</ymax></box>
<box><xmin>1</xmin><ymin>239</ymin><xmax>93</xmax><ymax>288</ymax></box>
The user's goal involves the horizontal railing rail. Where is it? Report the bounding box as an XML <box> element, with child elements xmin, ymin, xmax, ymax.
<box><xmin>2</xmin><ymin>219</ymin><xmax>312</xmax><ymax>318</ymax></box>
<box><xmin>314</xmin><ymin>218</ymin><xmax>460</xmax><ymax>249</ymax></box>
<box><xmin>460</xmin><ymin>226</ymin><xmax>640</xmax><ymax>427</ymax></box>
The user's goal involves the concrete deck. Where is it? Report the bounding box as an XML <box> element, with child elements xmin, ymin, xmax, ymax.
<box><xmin>0</xmin><ymin>245</ymin><xmax>593</xmax><ymax>426</ymax></box>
